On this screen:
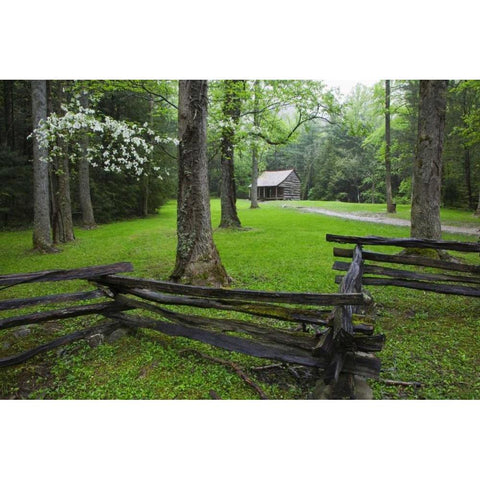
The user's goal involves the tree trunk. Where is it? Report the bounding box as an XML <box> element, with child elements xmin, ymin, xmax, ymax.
<box><xmin>250</xmin><ymin>143</ymin><xmax>259</xmax><ymax>208</ymax></box>
<box><xmin>55</xmin><ymin>152</ymin><xmax>75</xmax><ymax>242</ymax></box>
<box><xmin>475</xmin><ymin>190</ymin><xmax>480</xmax><ymax>216</ymax></box>
<box><xmin>219</xmin><ymin>80</ymin><xmax>243</xmax><ymax>228</ymax></box>
<box><xmin>31</xmin><ymin>80</ymin><xmax>54</xmax><ymax>252</ymax></box>
<box><xmin>170</xmin><ymin>80</ymin><xmax>230</xmax><ymax>287</ymax></box>
<box><xmin>78</xmin><ymin>154</ymin><xmax>96</xmax><ymax>228</ymax></box>
<box><xmin>302</xmin><ymin>159</ymin><xmax>314</xmax><ymax>200</ymax></box>
<box><xmin>3</xmin><ymin>80</ymin><xmax>15</xmax><ymax>149</ymax></box>
<box><xmin>385</xmin><ymin>80</ymin><xmax>396</xmax><ymax>213</ymax></box>
<box><xmin>464</xmin><ymin>147</ymin><xmax>474</xmax><ymax>210</ymax></box>
<box><xmin>250</xmin><ymin>80</ymin><xmax>260</xmax><ymax>209</ymax></box>
<box><xmin>78</xmin><ymin>91</ymin><xmax>96</xmax><ymax>229</ymax></box>
<box><xmin>141</xmin><ymin>94</ymin><xmax>155</xmax><ymax>218</ymax></box>
<box><xmin>49</xmin><ymin>81</ymin><xmax>75</xmax><ymax>243</ymax></box>
<box><xmin>49</xmin><ymin>163</ymin><xmax>60</xmax><ymax>244</ymax></box>
<box><xmin>410</xmin><ymin>80</ymin><xmax>448</xmax><ymax>240</ymax></box>
<box><xmin>142</xmin><ymin>175</ymin><xmax>149</xmax><ymax>217</ymax></box>
<box><xmin>371</xmin><ymin>170</ymin><xmax>376</xmax><ymax>204</ymax></box>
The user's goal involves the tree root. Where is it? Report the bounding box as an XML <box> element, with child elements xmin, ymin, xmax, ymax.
<box><xmin>179</xmin><ymin>348</ymin><xmax>269</xmax><ymax>399</ymax></box>
<box><xmin>250</xmin><ymin>363</ymin><xmax>283</xmax><ymax>371</ymax></box>
<box><xmin>379</xmin><ymin>378</ymin><xmax>423</xmax><ymax>388</ymax></box>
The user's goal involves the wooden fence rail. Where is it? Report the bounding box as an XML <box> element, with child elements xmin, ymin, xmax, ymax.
<box><xmin>97</xmin><ymin>274</ymin><xmax>367</xmax><ymax>307</ymax></box>
<box><xmin>0</xmin><ymin>262</ymin><xmax>134</xmax><ymax>287</ymax></box>
<box><xmin>326</xmin><ymin>234</ymin><xmax>480</xmax><ymax>253</ymax></box>
<box><xmin>0</xmin><ymin>264</ymin><xmax>136</xmax><ymax>368</ymax></box>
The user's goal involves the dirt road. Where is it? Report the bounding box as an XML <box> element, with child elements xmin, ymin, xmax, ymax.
<box><xmin>297</xmin><ymin>206</ymin><xmax>480</xmax><ymax>237</ymax></box>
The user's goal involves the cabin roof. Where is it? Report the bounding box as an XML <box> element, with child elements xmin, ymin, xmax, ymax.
<box><xmin>255</xmin><ymin>169</ymin><xmax>298</xmax><ymax>187</ymax></box>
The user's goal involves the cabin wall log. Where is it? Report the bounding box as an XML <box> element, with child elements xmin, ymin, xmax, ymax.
<box><xmin>256</xmin><ymin>171</ymin><xmax>301</xmax><ymax>201</ymax></box>
<box><xmin>278</xmin><ymin>171</ymin><xmax>301</xmax><ymax>200</ymax></box>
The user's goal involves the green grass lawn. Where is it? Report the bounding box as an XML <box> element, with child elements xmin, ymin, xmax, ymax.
<box><xmin>1</xmin><ymin>199</ymin><xmax>479</xmax><ymax>399</ymax></box>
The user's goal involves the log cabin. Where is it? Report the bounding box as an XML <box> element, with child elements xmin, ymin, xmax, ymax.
<box><xmin>251</xmin><ymin>169</ymin><xmax>301</xmax><ymax>201</ymax></box>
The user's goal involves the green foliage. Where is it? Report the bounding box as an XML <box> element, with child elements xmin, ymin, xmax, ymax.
<box><xmin>443</xmin><ymin>80</ymin><xmax>480</xmax><ymax>209</ymax></box>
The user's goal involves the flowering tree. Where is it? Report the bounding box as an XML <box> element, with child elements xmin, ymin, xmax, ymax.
<box><xmin>33</xmin><ymin>100</ymin><xmax>175</xmax><ymax>175</ymax></box>
<box><xmin>30</xmin><ymin>96</ymin><xmax>175</xmax><ymax>243</ymax></box>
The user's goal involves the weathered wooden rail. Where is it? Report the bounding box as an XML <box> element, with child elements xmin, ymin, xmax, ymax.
<box><xmin>0</xmin><ymin>254</ymin><xmax>384</xmax><ymax>398</ymax></box>
<box><xmin>323</xmin><ymin>234</ymin><xmax>479</xmax><ymax>396</ymax></box>
<box><xmin>327</xmin><ymin>234</ymin><xmax>480</xmax><ymax>297</ymax></box>
<box><xmin>0</xmin><ymin>263</ymin><xmax>135</xmax><ymax>367</ymax></box>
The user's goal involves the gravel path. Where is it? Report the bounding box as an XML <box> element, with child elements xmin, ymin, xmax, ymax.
<box><xmin>297</xmin><ymin>207</ymin><xmax>480</xmax><ymax>236</ymax></box>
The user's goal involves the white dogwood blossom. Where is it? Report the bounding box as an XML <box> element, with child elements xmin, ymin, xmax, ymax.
<box><xmin>30</xmin><ymin>100</ymin><xmax>177</xmax><ymax>179</ymax></box>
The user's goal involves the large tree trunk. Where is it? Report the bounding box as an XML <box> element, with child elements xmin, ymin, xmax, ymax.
<box><xmin>410</xmin><ymin>80</ymin><xmax>448</xmax><ymax>240</ymax></box>
<box><xmin>219</xmin><ymin>80</ymin><xmax>243</xmax><ymax>228</ymax></box>
<box><xmin>78</xmin><ymin>91</ymin><xmax>96</xmax><ymax>229</ymax></box>
<box><xmin>385</xmin><ymin>80</ymin><xmax>396</xmax><ymax>213</ymax></box>
<box><xmin>250</xmin><ymin>80</ymin><xmax>260</xmax><ymax>209</ymax></box>
<box><xmin>31</xmin><ymin>80</ymin><xmax>54</xmax><ymax>252</ymax></box>
<box><xmin>170</xmin><ymin>80</ymin><xmax>230</xmax><ymax>287</ymax></box>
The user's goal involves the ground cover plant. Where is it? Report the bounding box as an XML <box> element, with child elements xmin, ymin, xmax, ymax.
<box><xmin>0</xmin><ymin>200</ymin><xmax>479</xmax><ymax>399</ymax></box>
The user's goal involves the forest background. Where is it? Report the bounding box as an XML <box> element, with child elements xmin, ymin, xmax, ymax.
<box><xmin>2</xmin><ymin>78</ymin><xmax>480</xmax><ymax>233</ymax></box>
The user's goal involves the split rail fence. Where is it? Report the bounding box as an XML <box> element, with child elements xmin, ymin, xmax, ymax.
<box><xmin>3</xmin><ymin>234</ymin><xmax>478</xmax><ymax>398</ymax></box>
<box><xmin>0</xmin><ymin>249</ymin><xmax>384</xmax><ymax>398</ymax></box>
<box><xmin>327</xmin><ymin>234</ymin><xmax>480</xmax><ymax>297</ymax></box>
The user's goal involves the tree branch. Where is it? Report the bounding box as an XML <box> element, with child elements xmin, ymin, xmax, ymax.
<box><xmin>157</xmin><ymin>143</ymin><xmax>177</xmax><ymax>160</ymax></box>
<box><xmin>128</xmin><ymin>81</ymin><xmax>178</xmax><ymax>110</ymax></box>
<box><xmin>251</xmin><ymin>106</ymin><xmax>332</xmax><ymax>146</ymax></box>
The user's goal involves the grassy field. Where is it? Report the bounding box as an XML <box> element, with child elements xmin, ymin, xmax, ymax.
<box><xmin>1</xmin><ymin>199</ymin><xmax>479</xmax><ymax>399</ymax></box>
